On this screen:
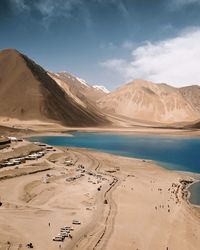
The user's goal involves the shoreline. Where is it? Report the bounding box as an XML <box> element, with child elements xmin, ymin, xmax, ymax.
<box><xmin>27</xmin><ymin>132</ymin><xmax>200</xmax><ymax>175</ymax></box>
<box><xmin>1</xmin><ymin>119</ymin><xmax>200</xmax><ymax>138</ymax></box>
<box><xmin>62</xmin><ymin>126</ymin><xmax>200</xmax><ymax>138</ymax></box>
<box><xmin>1</xmin><ymin>137</ymin><xmax>200</xmax><ymax>249</ymax></box>
<box><xmin>27</xmin><ymin>129</ymin><xmax>200</xmax><ymax>139</ymax></box>
<box><xmin>25</xmin><ymin>131</ymin><xmax>200</xmax><ymax>209</ymax></box>
<box><xmin>187</xmin><ymin>179</ymin><xmax>200</xmax><ymax>207</ymax></box>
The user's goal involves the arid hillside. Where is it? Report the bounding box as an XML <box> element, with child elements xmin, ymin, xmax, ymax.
<box><xmin>0</xmin><ymin>49</ymin><xmax>108</xmax><ymax>127</ymax></box>
<box><xmin>1</xmin><ymin>48</ymin><xmax>200</xmax><ymax>128</ymax></box>
<box><xmin>97</xmin><ymin>80</ymin><xmax>200</xmax><ymax>124</ymax></box>
<box><xmin>179</xmin><ymin>85</ymin><xmax>200</xmax><ymax>112</ymax></box>
<box><xmin>48</xmin><ymin>72</ymin><xmax>108</xmax><ymax>104</ymax></box>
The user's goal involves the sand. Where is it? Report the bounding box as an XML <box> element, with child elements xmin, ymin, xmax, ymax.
<box><xmin>0</xmin><ymin>140</ymin><xmax>200</xmax><ymax>250</ymax></box>
<box><xmin>2</xmin><ymin>117</ymin><xmax>200</xmax><ymax>139</ymax></box>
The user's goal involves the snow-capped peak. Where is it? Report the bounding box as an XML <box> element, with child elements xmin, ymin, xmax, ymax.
<box><xmin>76</xmin><ymin>77</ymin><xmax>90</xmax><ymax>87</ymax></box>
<box><xmin>93</xmin><ymin>85</ymin><xmax>110</xmax><ymax>94</ymax></box>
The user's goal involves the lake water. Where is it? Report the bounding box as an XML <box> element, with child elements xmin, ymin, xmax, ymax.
<box><xmin>189</xmin><ymin>181</ymin><xmax>200</xmax><ymax>206</ymax></box>
<box><xmin>30</xmin><ymin>132</ymin><xmax>200</xmax><ymax>173</ymax></box>
<box><xmin>29</xmin><ymin>132</ymin><xmax>200</xmax><ymax>206</ymax></box>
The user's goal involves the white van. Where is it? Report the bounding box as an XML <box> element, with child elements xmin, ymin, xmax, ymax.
<box><xmin>72</xmin><ymin>220</ymin><xmax>81</xmax><ymax>225</ymax></box>
<box><xmin>52</xmin><ymin>236</ymin><xmax>64</xmax><ymax>242</ymax></box>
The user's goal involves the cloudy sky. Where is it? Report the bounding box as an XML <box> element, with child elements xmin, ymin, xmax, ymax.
<box><xmin>1</xmin><ymin>0</ymin><xmax>200</xmax><ymax>89</ymax></box>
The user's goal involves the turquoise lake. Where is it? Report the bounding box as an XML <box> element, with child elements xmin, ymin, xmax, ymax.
<box><xmin>189</xmin><ymin>181</ymin><xmax>200</xmax><ymax>205</ymax></box>
<box><xmin>30</xmin><ymin>132</ymin><xmax>200</xmax><ymax>173</ymax></box>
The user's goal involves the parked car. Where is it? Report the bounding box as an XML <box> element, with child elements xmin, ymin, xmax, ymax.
<box><xmin>72</xmin><ymin>220</ymin><xmax>81</xmax><ymax>225</ymax></box>
<box><xmin>52</xmin><ymin>236</ymin><xmax>64</xmax><ymax>242</ymax></box>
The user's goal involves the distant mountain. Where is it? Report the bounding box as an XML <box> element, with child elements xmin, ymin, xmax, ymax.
<box><xmin>1</xmin><ymin>48</ymin><xmax>200</xmax><ymax>128</ymax></box>
<box><xmin>93</xmin><ymin>85</ymin><xmax>110</xmax><ymax>94</ymax></box>
<box><xmin>97</xmin><ymin>80</ymin><xmax>200</xmax><ymax>124</ymax></box>
<box><xmin>179</xmin><ymin>85</ymin><xmax>200</xmax><ymax>112</ymax></box>
<box><xmin>48</xmin><ymin>72</ymin><xmax>108</xmax><ymax>104</ymax></box>
<box><xmin>0</xmin><ymin>49</ymin><xmax>108</xmax><ymax>126</ymax></box>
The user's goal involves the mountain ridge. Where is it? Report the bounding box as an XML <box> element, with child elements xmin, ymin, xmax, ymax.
<box><xmin>0</xmin><ymin>48</ymin><xmax>109</xmax><ymax>127</ymax></box>
<box><xmin>1</xmin><ymin>48</ymin><xmax>200</xmax><ymax>127</ymax></box>
<box><xmin>97</xmin><ymin>79</ymin><xmax>200</xmax><ymax>124</ymax></box>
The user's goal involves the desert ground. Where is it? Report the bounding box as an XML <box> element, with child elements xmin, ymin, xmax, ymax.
<box><xmin>2</xmin><ymin>116</ymin><xmax>200</xmax><ymax>139</ymax></box>
<box><xmin>0</xmin><ymin>138</ymin><xmax>200</xmax><ymax>250</ymax></box>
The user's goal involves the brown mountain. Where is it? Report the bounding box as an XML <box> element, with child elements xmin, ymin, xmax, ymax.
<box><xmin>179</xmin><ymin>85</ymin><xmax>200</xmax><ymax>113</ymax></box>
<box><xmin>0</xmin><ymin>49</ymin><xmax>108</xmax><ymax>126</ymax></box>
<box><xmin>1</xmin><ymin>48</ymin><xmax>200</xmax><ymax>128</ymax></box>
<box><xmin>48</xmin><ymin>72</ymin><xmax>107</xmax><ymax>104</ymax></box>
<box><xmin>97</xmin><ymin>80</ymin><xmax>200</xmax><ymax>124</ymax></box>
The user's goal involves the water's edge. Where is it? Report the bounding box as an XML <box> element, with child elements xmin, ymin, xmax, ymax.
<box><xmin>28</xmin><ymin>133</ymin><xmax>200</xmax><ymax>206</ymax></box>
<box><xmin>188</xmin><ymin>180</ymin><xmax>200</xmax><ymax>206</ymax></box>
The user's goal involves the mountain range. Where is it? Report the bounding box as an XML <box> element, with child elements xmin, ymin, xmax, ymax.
<box><xmin>97</xmin><ymin>80</ymin><xmax>200</xmax><ymax>124</ymax></box>
<box><xmin>0</xmin><ymin>49</ymin><xmax>108</xmax><ymax>127</ymax></box>
<box><xmin>0</xmin><ymin>48</ymin><xmax>200</xmax><ymax>128</ymax></box>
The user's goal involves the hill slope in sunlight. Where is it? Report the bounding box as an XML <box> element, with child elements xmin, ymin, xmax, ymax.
<box><xmin>97</xmin><ymin>80</ymin><xmax>200</xmax><ymax>124</ymax></box>
<box><xmin>0</xmin><ymin>49</ymin><xmax>109</xmax><ymax>127</ymax></box>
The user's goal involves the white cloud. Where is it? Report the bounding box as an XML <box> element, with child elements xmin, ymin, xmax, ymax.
<box><xmin>169</xmin><ymin>0</ymin><xmax>200</xmax><ymax>10</ymax></box>
<box><xmin>100</xmin><ymin>42</ymin><xmax>117</xmax><ymax>50</ymax></box>
<box><xmin>35</xmin><ymin>0</ymin><xmax>83</xmax><ymax>17</ymax></box>
<box><xmin>114</xmin><ymin>0</ymin><xmax>129</xmax><ymax>18</ymax></box>
<box><xmin>122</xmin><ymin>41</ymin><xmax>136</xmax><ymax>49</ymax></box>
<box><xmin>10</xmin><ymin>0</ymin><xmax>29</xmax><ymax>11</ymax></box>
<box><xmin>171</xmin><ymin>0</ymin><xmax>200</xmax><ymax>6</ymax></box>
<box><xmin>100</xmin><ymin>41</ymin><xmax>136</xmax><ymax>51</ymax></box>
<box><xmin>94</xmin><ymin>0</ymin><xmax>129</xmax><ymax>18</ymax></box>
<box><xmin>101</xmin><ymin>28</ymin><xmax>200</xmax><ymax>87</ymax></box>
<box><xmin>9</xmin><ymin>0</ymin><xmax>89</xmax><ymax>27</ymax></box>
<box><xmin>10</xmin><ymin>0</ymin><xmax>128</xmax><ymax>24</ymax></box>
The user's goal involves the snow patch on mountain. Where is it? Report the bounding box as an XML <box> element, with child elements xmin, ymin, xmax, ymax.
<box><xmin>55</xmin><ymin>71</ymin><xmax>109</xmax><ymax>94</ymax></box>
<box><xmin>93</xmin><ymin>85</ymin><xmax>110</xmax><ymax>93</ymax></box>
<box><xmin>76</xmin><ymin>77</ymin><xmax>90</xmax><ymax>87</ymax></box>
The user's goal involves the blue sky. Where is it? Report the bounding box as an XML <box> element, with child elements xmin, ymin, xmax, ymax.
<box><xmin>1</xmin><ymin>0</ymin><xmax>200</xmax><ymax>89</ymax></box>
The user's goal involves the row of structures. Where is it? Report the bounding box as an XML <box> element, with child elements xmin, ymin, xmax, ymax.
<box><xmin>53</xmin><ymin>221</ymin><xmax>81</xmax><ymax>242</ymax></box>
<box><xmin>0</xmin><ymin>151</ymin><xmax>46</xmax><ymax>168</ymax></box>
<box><xmin>0</xmin><ymin>136</ymin><xmax>23</xmax><ymax>144</ymax></box>
<box><xmin>0</xmin><ymin>136</ymin><xmax>24</xmax><ymax>150</ymax></box>
<box><xmin>0</xmin><ymin>138</ymin><xmax>57</xmax><ymax>168</ymax></box>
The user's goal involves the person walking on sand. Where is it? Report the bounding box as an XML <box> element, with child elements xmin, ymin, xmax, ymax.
<box><xmin>48</xmin><ymin>222</ymin><xmax>50</xmax><ymax>227</ymax></box>
<box><xmin>7</xmin><ymin>241</ymin><xmax>11</xmax><ymax>250</ymax></box>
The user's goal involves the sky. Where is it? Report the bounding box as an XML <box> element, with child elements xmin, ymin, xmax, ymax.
<box><xmin>1</xmin><ymin>0</ymin><xmax>200</xmax><ymax>90</ymax></box>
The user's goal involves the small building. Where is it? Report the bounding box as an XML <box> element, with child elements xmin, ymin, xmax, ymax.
<box><xmin>8</xmin><ymin>136</ymin><xmax>17</xmax><ymax>142</ymax></box>
<box><xmin>43</xmin><ymin>177</ymin><xmax>49</xmax><ymax>183</ymax></box>
<box><xmin>65</xmin><ymin>160</ymin><xmax>73</xmax><ymax>166</ymax></box>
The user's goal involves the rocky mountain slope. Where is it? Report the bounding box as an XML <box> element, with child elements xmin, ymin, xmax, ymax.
<box><xmin>179</xmin><ymin>85</ymin><xmax>200</xmax><ymax>113</ymax></box>
<box><xmin>1</xmin><ymin>48</ymin><xmax>200</xmax><ymax>127</ymax></box>
<box><xmin>0</xmin><ymin>49</ymin><xmax>108</xmax><ymax>126</ymax></box>
<box><xmin>48</xmin><ymin>72</ymin><xmax>108</xmax><ymax>104</ymax></box>
<box><xmin>97</xmin><ymin>80</ymin><xmax>200</xmax><ymax>124</ymax></box>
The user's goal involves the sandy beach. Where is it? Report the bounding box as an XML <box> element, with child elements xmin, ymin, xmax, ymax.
<box><xmin>0</xmin><ymin>138</ymin><xmax>199</xmax><ymax>250</ymax></box>
<box><xmin>1</xmin><ymin>115</ymin><xmax>200</xmax><ymax>139</ymax></box>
